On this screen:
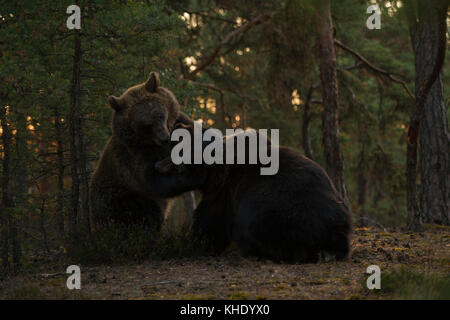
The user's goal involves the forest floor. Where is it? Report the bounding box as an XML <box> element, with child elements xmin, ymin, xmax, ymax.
<box><xmin>1</xmin><ymin>225</ymin><xmax>449</xmax><ymax>300</ymax></box>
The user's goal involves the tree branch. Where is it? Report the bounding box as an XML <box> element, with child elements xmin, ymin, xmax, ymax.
<box><xmin>185</xmin><ymin>12</ymin><xmax>274</xmax><ymax>80</ymax></box>
<box><xmin>334</xmin><ymin>39</ymin><xmax>414</xmax><ymax>100</ymax></box>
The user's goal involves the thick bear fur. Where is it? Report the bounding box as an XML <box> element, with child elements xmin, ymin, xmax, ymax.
<box><xmin>156</xmin><ymin>125</ymin><xmax>352</xmax><ymax>263</ymax></box>
<box><xmin>89</xmin><ymin>72</ymin><xmax>196</xmax><ymax>231</ymax></box>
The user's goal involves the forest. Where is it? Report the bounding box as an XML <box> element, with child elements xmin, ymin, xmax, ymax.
<box><xmin>0</xmin><ymin>0</ymin><xmax>449</xmax><ymax>301</ymax></box>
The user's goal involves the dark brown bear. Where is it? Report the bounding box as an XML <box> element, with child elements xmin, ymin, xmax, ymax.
<box><xmin>156</xmin><ymin>125</ymin><xmax>352</xmax><ymax>263</ymax></box>
<box><xmin>90</xmin><ymin>72</ymin><xmax>195</xmax><ymax>230</ymax></box>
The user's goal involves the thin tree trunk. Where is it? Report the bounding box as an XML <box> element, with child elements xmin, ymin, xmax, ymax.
<box><xmin>15</xmin><ymin>111</ymin><xmax>29</xmax><ymax>235</ymax></box>
<box><xmin>11</xmin><ymin>111</ymin><xmax>27</xmax><ymax>272</ymax></box>
<box><xmin>358</xmin><ymin>149</ymin><xmax>368</xmax><ymax>227</ymax></box>
<box><xmin>0</xmin><ymin>208</ymin><xmax>9</xmax><ymax>275</ymax></box>
<box><xmin>79</xmin><ymin>135</ymin><xmax>91</xmax><ymax>235</ymax></box>
<box><xmin>39</xmin><ymin>199</ymin><xmax>50</xmax><ymax>254</ymax></box>
<box><xmin>0</xmin><ymin>105</ymin><xmax>12</xmax><ymax>273</ymax></box>
<box><xmin>54</xmin><ymin>107</ymin><xmax>65</xmax><ymax>237</ymax></box>
<box><xmin>10</xmin><ymin>218</ymin><xmax>19</xmax><ymax>273</ymax></box>
<box><xmin>316</xmin><ymin>0</ymin><xmax>348</xmax><ymax>203</ymax></box>
<box><xmin>405</xmin><ymin>0</ymin><xmax>448</xmax><ymax>230</ymax></box>
<box><xmin>69</xmin><ymin>27</ymin><xmax>82</xmax><ymax>237</ymax></box>
<box><xmin>68</xmin><ymin>2</ymin><xmax>91</xmax><ymax>236</ymax></box>
<box><xmin>302</xmin><ymin>84</ymin><xmax>317</xmax><ymax>160</ymax></box>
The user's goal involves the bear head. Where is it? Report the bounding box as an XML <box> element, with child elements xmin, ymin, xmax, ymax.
<box><xmin>108</xmin><ymin>72</ymin><xmax>180</xmax><ymax>147</ymax></box>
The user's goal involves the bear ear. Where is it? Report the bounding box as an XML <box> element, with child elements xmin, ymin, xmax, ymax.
<box><xmin>145</xmin><ymin>72</ymin><xmax>160</xmax><ymax>93</ymax></box>
<box><xmin>108</xmin><ymin>95</ymin><xmax>123</xmax><ymax>111</ymax></box>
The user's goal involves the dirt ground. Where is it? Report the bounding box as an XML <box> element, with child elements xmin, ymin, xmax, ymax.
<box><xmin>1</xmin><ymin>226</ymin><xmax>449</xmax><ymax>300</ymax></box>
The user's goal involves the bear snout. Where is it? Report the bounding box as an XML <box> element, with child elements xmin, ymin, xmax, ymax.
<box><xmin>153</xmin><ymin>129</ymin><xmax>171</xmax><ymax>146</ymax></box>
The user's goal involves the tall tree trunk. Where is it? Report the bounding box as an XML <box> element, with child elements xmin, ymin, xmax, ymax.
<box><xmin>11</xmin><ymin>111</ymin><xmax>27</xmax><ymax>272</ymax></box>
<box><xmin>69</xmin><ymin>27</ymin><xmax>82</xmax><ymax>237</ymax></box>
<box><xmin>416</xmin><ymin>6</ymin><xmax>449</xmax><ymax>226</ymax></box>
<box><xmin>15</xmin><ymin>111</ymin><xmax>29</xmax><ymax>234</ymax></box>
<box><xmin>0</xmin><ymin>105</ymin><xmax>12</xmax><ymax>273</ymax></box>
<box><xmin>54</xmin><ymin>107</ymin><xmax>65</xmax><ymax>237</ymax></box>
<box><xmin>316</xmin><ymin>0</ymin><xmax>348</xmax><ymax>203</ymax></box>
<box><xmin>405</xmin><ymin>0</ymin><xmax>448</xmax><ymax>230</ymax></box>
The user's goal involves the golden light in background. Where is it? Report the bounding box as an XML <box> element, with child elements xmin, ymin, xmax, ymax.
<box><xmin>0</xmin><ymin>106</ymin><xmax>9</xmax><ymax>136</ymax></box>
<box><xmin>197</xmin><ymin>98</ymin><xmax>217</xmax><ymax>114</ymax></box>
<box><xmin>197</xmin><ymin>97</ymin><xmax>205</xmax><ymax>109</ymax></box>
<box><xmin>180</xmin><ymin>12</ymin><xmax>201</xmax><ymax>29</ymax></box>
<box><xmin>184</xmin><ymin>56</ymin><xmax>197</xmax><ymax>72</ymax></box>
<box><xmin>206</xmin><ymin>98</ymin><xmax>216</xmax><ymax>113</ymax></box>
<box><xmin>383</xmin><ymin>1</ymin><xmax>402</xmax><ymax>16</ymax></box>
<box><xmin>291</xmin><ymin>89</ymin><xmax>302</xmax><ymax>107</ymax></box>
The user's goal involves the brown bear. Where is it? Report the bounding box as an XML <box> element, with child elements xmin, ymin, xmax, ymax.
<box><xmin>155</xmin><ymin>124</ymin><xmax>352</xmax><ymax>263</ymax></box>
<box><xmin>90</xmin><ymin>72</ymin><xmax>196</xmax><ymax>231</ymax></box>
